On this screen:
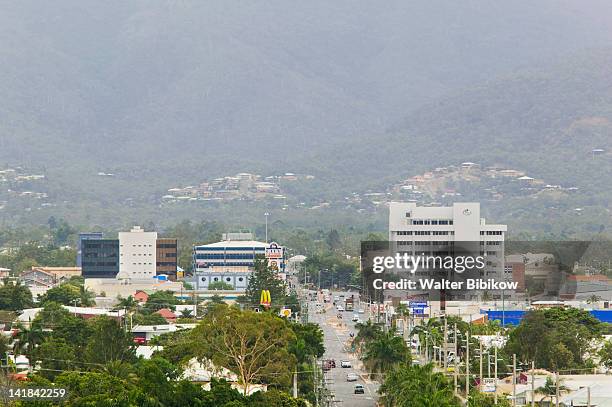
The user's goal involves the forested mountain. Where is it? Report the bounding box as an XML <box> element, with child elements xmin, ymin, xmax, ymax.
<box><xmin>316</xmin><ymin>49</ymin><xmax>612</xmax><ymax>191</ymax></box>
<box><xmin>1</xmin><ymin>1</ymin><xmax>612</xmax><ymax>229</ymax></box>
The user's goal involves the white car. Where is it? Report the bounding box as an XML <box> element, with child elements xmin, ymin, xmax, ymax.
<box><xmin>358</xmin><ymin>309</ymin><xmax>365</xmax><ymax>314</ymax></box>
<box><xmin>352</xmin><ymin>315</ymin><xmax>360</xmax><ymax>322</ymax></box>
<box><xmin>337</xmin><ymin>306</ymin><xmax>345</xmax><ymax>312</ymax></box>
<box><xmin>346</xmin><ymin>373</ymin><xmax>359</xmax><ymax>382</ymax></box>
<box><xmin>341</xmin><ymin>360</ymin><xmax>352</xmax><ymax>368</ymax></box>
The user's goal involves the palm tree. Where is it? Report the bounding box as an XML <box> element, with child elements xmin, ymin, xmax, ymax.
<box><xmin>535</xmin><ymin>376</ymin><xmax>570</xmax><ymax>404</ymax></box>
<box><xmin>117</xmin><ymin>295</ymin><xmax>139</xmax><ymax>311</ymax></box>
<box><xmin>80</xmin><ymin>285</ymin><xmax>96</xmax><ymax>306</ymax></box>
<box><xmin>353</xmin><ymin>320</ymin><xmax>382</xmax><ymax>352</ymax></box>
<box><xmin>180</xmin><ymin>309</ymin><xmax>193</xmax><ymax>319</ymax></box>
<box><xmin>363</xmin><ymin>332</ymin><xmax>410</xmax><ymax>376</ymax></box>
<box><xmin>380</xmin><ymin>363</ymin><xmax>460</xmax><ymax>407</ymax></box>
<box><xmin>13</xmin><ymin>324</ymin><xmax>45</xmax><ymax>358</ymax></box>
<box><xmin>587</xmin><ymin>295</ymin><xmax>602</xmax><ymax>304</ymax></box>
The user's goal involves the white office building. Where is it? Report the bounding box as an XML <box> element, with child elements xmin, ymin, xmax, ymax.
<box><xmin>389</xmin><ymin>202</ymin><xmax>507</xmax><ymax>281</ymax></box>
<box><xmin>118</xmin><ymin>226</ymin><xmax>158</xmax><ymax>280</ymax></box>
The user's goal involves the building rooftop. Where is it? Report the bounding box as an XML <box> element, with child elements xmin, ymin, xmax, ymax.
<box><xmin>195</xmin><ymin>240</ymin><xmax>269</xmax><ymax>249</ymax></box>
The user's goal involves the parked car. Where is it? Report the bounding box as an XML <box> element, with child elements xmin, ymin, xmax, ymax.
<box><xmin>341</xmin><ymin>360</ymin><xmax>352</xmax><ymax>368</ymax></box>
<box><xmin>322</xmin><ymin>359</ymin><xmax>336</xmax><ymax>370</ymax></box>
<box><xmin>358</xmin><ymin>309</ymin><xmax>365</xmax><ymax>314</ymax></box>
<box><xmin>337</xmin><ymin>306</ymin><xmax>345</xmax><ymax>312</ymax></box>
<box><xmin>354</xmin><ymin>384</ymin><xmax>365</xmax><ymax>394</ymax></box>
<box><xmin>346</xmin><ymin>373</ymin><xmax>359</xmax><ymax>382</ymax></box>
<box><xmin>351</xmin><ymin>314</ymin><xmax>359</xmax><ymax>322</ymax></box>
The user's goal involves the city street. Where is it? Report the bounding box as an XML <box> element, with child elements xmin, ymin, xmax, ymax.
<box><xmin>308</xmin><ymin>291</ymin><xmax>380</xmax><ymax>406</ymax></box>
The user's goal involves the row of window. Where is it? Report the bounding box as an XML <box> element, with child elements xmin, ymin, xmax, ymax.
<box><xmin>121</xmin><ymin>262</ymin><xmax>154</xmax><ymax>266</ymax></box>
<box><xmin>196</xmin><ymin>262</ymin><xmax>254</xmax><ymax>267</ymax></box>
<box><xmin>84</xmin><ymin>253</ymin><xmax>118</xmax><ymax>258</ymax></box>
<box><xmin>409</xmin><ymin>219</ymin><xmax>454</xmax><ymax>225</ymax></box>
<box><xmin>157</xmin><ymin>244</ymin><xmax>177</xmax><ymax>249</ymax></box>
<box><xmin>480</xmin><ymin>231</ymin><xmax>503</xmax><ymax>235</ymax></box>
<box><xmin>82</xmin><ymin>261</ymin><xmax>118</xmax><ymax>267</ymax></box>
<box><xmin>157</xmin><ymin>262</ymin><xmax>177</xmax><ymax>267</ymax></box>
<box><xmin>395</xmin><ymin>231</ymin><xmax>455</xmax><ymax>236</ymax></box>
<box><xmin>195</xmin><ymin>253</ymin><xmax>258</xmax><ymax>260</ymax></box>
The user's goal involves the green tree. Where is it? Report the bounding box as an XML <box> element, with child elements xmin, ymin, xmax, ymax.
<box><xmin>132</xmin><ymin>312</ymin><xmax>168</xmax><ymax>326</ymax></box>
<box><xmin>380</xmin><ymin>363</ymin><xmax>460</xmax><ymax>407</ymax></box>
<box><xmin>143</xmin><ymin>290</ymin><xmax>179</xmax><ymax>312</ymax></box>
<box><xmin>84</xmin><ymin>316</ymin><xmax>135</xmax><ymax>365</ymax></box>
<box><xmin>535</xmin><ymin>376</ymin><xmax>570</xmax><ymax>404</ymax></box>
<box><xmin>363</xmin><ymin>332</ymin><xmax>410</xmax><ymax>376</ymax></box>
<box><xmin>0</xmin><ymin>280</ymin><xmax>34</xmax><ymax>310</ymax></box>
<box><xmin>116</xmin><ymin>295</ymin><xmax>139</xmax><ymax>311</ymax></box>
<box><xmin>289</xmin><ymin>323</ymin><xmax>325</xmax><ymax>364</ymax></box>
<box><xmin>55</xmin><ymin>371</ymin><xmax>139</xmax><ymax>405</ymax></box>
<box><xmin>468</xmin><ymin>390</ymin><xmax>511</xmax><ymax>407</ymax></box>
<box><xmin>325</xmin><ymin>229</ymin><xmax>341</xmax><ymax>251</ymax></box>
<box><xmin>245</xmin><ymin>257</ymin><xmax>287</xmax><ymax>307</ymax></box>
<box><xmin>353</xmin><ymin>320</ymin><xmax>382</xmax><ymax>352</ymax></box>
<box><xmin>33</xmin><ymin>338</ymin><xmax>76</xmax><ymax>381</ymax></box>
<box><xmin>505</xmin><ymin>308</ymin><xmax>602</xmax><ymax>369</ymax></box>
<box><xmin>38</xmin><ymin>281</ymin><xmax>95</xmax><ymax>307</ymax></box>
<box><xmin>191</xmin><ymin>304</ymin><xmax>296</xmax><ymax>395</ymax></box>
<box><xmin>599</xmin><ymin>340</ymin><xmax>612</xmax><ymax>368</ymax></box>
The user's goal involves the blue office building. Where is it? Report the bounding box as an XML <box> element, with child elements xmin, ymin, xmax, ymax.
<box><xmin>77</xmin><ymin>232</ymin><xmax>104</xmax><ymax>268</ymax></box>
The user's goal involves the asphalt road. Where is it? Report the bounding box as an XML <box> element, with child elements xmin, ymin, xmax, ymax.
<box><xmin>308</xmin><ymin>291</ymin><xmax>380</xmax><ymax>407</ymax></box>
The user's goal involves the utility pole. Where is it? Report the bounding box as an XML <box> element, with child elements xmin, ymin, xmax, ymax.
<box><xmin>555</xmin><ymin>371</ymin><xmax>560</xmax><ymax>407</ymax></box>
<box><xmin>494</xmin><ymin>346</ymin><xmax>498</xmax><ymax>405</ymax></box>
<box><xmin>531</xmin><ymin>361</ymin><xmax>535</xmax><ymax>407</ymax></box>
<box><xmin>264</xmin><ymin>212</ymin><xmax>270</xmax><ymax>243</ymax></box>
<box><xmin>465</xmin><ymin>331</ymin><xmax>470</xmax><ymax>397</ymax></box>
<box><xmin>512</xmin><ymin>354</ymin><xmax>516</xmax><ymax>407</ymax></box>
<box><xmin>443</xmin><ymin>318</ymin><xmax>448</xmax><ymax>370</ymax></box>
<box><xmin>293</xmin><ymin>368</ymin><xmax>298</xmax><ymax>398</ymax></box>
<box><xmin>313</xmin><ymin>357</ymin><xmax>319</xmax><ymax>407</ymax></box>
<box><xmin>479</xmin><ymin>341</ymin><xmax>483</xmax><ymax>392</ymax></box>
<box><xmin>453</xmin><ymin>324</ymin><xmax>458</xmax><ymax>396</ymax></box>
<box><xmin>587</xmin><ymin>386</ymin><xmax>591</xmax><ymax>407</ymax></box>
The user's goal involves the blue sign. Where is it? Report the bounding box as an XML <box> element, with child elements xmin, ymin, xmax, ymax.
<box><xmin>409</xmin><ymin>301</ymin><xmax>428</xmax><ymax>309</ymax></box>
<box><xmin>412</xmin><ymin>308</ymin><xmax>425</xmax><ymax>315</ymax></box>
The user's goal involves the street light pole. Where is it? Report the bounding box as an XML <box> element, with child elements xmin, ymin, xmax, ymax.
<box><xmin>454</xmin><ymin>324</ymin><xmax>458</xmax><ymax>396</ymax></box>
<box><xmin>494</xmin><ymin>346</ymin><xmax>498</xmax><ymax>405</ymax></box>
<box><xmin>512</xmin><ymin>354</ymin><xmax>516</xmax><ymax>407</ymax></box>
<box><xmin>479</xmin><ymin>340</ymin><xmax>483</xmax><ymax>392</ymax></box>
<box><xmin>466</xmin><ymin>331</ymin><xmax>470</xmax><ymax>397</ymax></box>
<box><xmin>531</xmin><ymin>360</ymin><xmax>535</xmax><ymax>407</ymax></box>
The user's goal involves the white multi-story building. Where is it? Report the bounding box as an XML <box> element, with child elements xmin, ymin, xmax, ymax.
<box><xmin>118</xmin><ymin>226</ymin><xmax>158</xmax><ymax>280</ymax></box>
<box><xmin>192</xmin><ymin>238</ymin><xmax>286</xmax><ymax>291</ymax></box>
<box><xmin>389</xmin><ymin>202</ymin><xmax>507</xmax><ymax>281</ymax></box>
